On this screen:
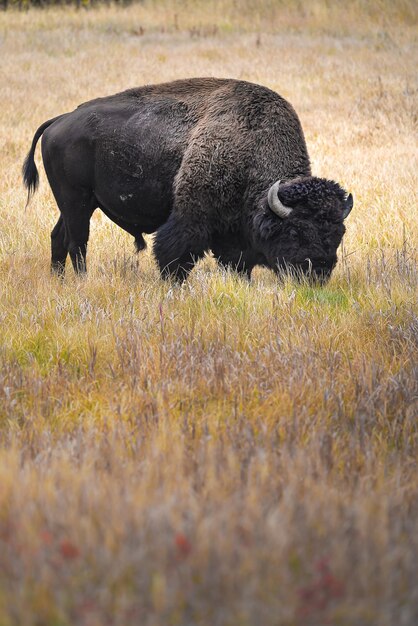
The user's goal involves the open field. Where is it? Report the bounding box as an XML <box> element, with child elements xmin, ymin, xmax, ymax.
<box><xmin>0</xmin><ymin>2</ymin><xmax>417</xmax><ymax>624</ymax></box>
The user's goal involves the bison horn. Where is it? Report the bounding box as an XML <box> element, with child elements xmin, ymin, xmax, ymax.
<box><xmin>267</xmin><ymin>180</ymin><xmax>293</xmax><ymax>219</ymax></box>
<box><xmin>342</xmin><ymin>193</ymin><xmax>353</xmax><ymax>219</ymax></box>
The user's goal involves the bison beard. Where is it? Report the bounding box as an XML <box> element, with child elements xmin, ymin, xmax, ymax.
<box><xmin>22</xmin><ymin>77</ymin><xmax>353</xmax><ymax>282</ymax></box>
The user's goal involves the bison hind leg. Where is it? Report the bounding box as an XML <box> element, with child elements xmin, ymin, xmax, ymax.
<box><xmin>51</xmin><ymin>215</ymin><xmax>68</xmax><ymax>277</ymax></box>
<box><xmin>48</xmin><ymin>185</ymin><xmax>95</xmax><ymax>276</ymax></box>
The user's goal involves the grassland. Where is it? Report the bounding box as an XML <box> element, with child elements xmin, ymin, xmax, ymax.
<box><xmin>0</xmin><ymin>2</ymin><xmax>417</xmax><ymax>624</ymax></box>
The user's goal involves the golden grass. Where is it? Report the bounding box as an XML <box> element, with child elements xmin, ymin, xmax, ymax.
<box><xmin>0</xmin><ymin>2</ymin><xmax>417</xmax><ymax>624</ymax></box>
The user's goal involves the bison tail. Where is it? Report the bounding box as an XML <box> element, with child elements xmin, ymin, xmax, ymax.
<box><xmin>22</xmin><ymin>114</ymin><xmax>64</xmax><ymax>206</ymax></box>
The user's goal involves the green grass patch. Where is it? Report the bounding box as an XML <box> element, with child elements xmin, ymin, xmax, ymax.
<box><xmin>296</xmin><ymin>286</ymin><xmax>350</xmax><ymax>311</ymax></box>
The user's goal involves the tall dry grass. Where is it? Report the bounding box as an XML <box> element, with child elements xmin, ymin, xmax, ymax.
<box><xmin>0</xmin><ymin>2</ymin><xmax>417</xmax><ymax>624</ymax></box>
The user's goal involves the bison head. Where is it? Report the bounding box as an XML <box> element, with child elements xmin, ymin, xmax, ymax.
<box><xmin>254</xmin><ymin>177</ymin><xmax>353</xmax><ymax>283</ymax></box>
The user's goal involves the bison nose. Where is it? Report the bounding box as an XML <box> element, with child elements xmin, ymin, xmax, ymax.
<box><xmin>310</xmin><ymin>270</ymin><xmax>331</xmax><ymax>286</ymax></box>
<box><xmin>273</xmin><ymin>258</ymin><xmax>333</xmax><ymax>285</ymax></box>
<box><xmin>301</xmin><ymin>259</ymin><xmax>333</xmax><ymax>286</ymax></box>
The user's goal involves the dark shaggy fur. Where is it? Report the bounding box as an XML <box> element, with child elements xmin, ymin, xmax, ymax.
<box><xmin>22</xmin><ymin>78</ymin><xmax>352</xmax><ymax>281</ymax></box>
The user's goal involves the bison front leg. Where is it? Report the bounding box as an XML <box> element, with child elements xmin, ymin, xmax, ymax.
<box><xmin>153</xmin><ymin>214</ymin><xmax>210</xmax><ymax>281</ymax></box>
<box><xmin>212</xmin><ymin>241</ymin><xmax>259</xmax><ymax>279</ymax></box>
<box><xmin>214</xmin><ymin>250</ymin><xmax>253</xmax><ymax>279</ymax></box>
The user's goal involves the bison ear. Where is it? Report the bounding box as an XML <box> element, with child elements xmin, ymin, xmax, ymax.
<box><xmin>343</xmin><ymin>193</ymin><xmax>353</xmax><ymax>219</ymax></box>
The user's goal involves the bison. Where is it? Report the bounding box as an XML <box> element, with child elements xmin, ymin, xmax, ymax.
<box><xmin>23</xmin><ymin>78</ymin><xmax>353</xmax><ymax>282</ymax></box>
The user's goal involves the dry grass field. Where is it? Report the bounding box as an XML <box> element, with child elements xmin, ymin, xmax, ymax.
<box><xmin>0</xmin><ymin>1</ymin><xmax>417</xmax><ymax>624</ymax></box>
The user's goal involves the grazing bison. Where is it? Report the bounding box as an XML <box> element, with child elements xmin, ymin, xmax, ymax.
<box><xmin>23</xmin><ymin>78</ymin><xmax>353</xmax><ymax>282</ymax></box>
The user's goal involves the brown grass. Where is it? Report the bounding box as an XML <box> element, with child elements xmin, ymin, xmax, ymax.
<box><xmin>0</xmin><ymin>2</ymin><xmax>417</xmax><ymax>624</ymax></box>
